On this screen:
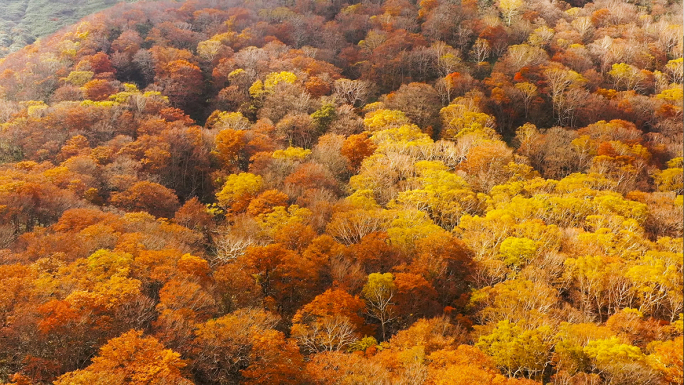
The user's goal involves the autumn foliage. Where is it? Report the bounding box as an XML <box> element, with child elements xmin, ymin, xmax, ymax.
<box><xmin>0</xmin><ymin>0</ymin><xmax>681</xmax><ymax>384</ymax></box>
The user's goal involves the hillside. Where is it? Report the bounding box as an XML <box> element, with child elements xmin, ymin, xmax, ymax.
<box><xmin>0</xmin><ymin>0</ymin><xmax>146</xmax><ymax>57</ymax></box>
<box><xmin>0</xmin><ymin>0</ymin><xmax>681</xmax><ymax>384</ymax></box>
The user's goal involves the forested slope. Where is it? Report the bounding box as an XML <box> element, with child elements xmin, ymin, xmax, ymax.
<box><xmin>0</xmin><ymin>0</ymin><xmax>681</xmax><ymax>384</ymax></box>
<box><xmin>0</xmin><ymin>0</ymin><xmax>147</xmax><ymax>57</ymax></box>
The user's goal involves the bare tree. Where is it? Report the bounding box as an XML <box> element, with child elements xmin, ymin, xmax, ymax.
<box><xmin>294</xmin><ymin>315</ymin><xmax>358</xmax><ymax>353</ymax></box>
<box><xmin>333</xmin><ymin>79</ymin><xmax>370</xmax><ymax>106</ymax></box>
<box><xmin>471</xmin><ymin>38</ymin><xmax>491</xmax><ymax>63</ymax></box>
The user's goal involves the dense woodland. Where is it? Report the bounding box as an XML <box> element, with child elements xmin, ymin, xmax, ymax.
<box><xmin>0</xmin><ymin>0</ymin><xmax>681</xmax><ymax>383</ymax></box>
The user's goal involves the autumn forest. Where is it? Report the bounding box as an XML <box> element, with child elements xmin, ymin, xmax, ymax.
<box><xmin>0</xmin><ymin>0</ymin><xmax>681</xmax><ymax>383</ymax></box>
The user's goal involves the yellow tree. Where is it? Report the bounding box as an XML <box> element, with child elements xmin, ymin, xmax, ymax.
<box><xmin>654</xmin><ymin>158</ymin><xmax>683</xmax><ymax>195</ymax></box>
<box><xmin>476</xmin><ymin>320</ymin><xmax>554</xmax><ymax>380</ymax></box>
<box><xmin>216</xmin><ymin>172</ymin><xmax>264</xmax><ymax>213</ymax></box>
<box><xmin>626</xmin><ymin>251</ymin><xmax>683</xmax><ymax>320</ymax></box>
<box><xmin>563</xmin><ymin>255</ymin><xmax>626</xmax><ymax>320</ymax></box>
<box><xmin>497</xmin><ymin>0</ymin><xmax>524</xmax><ymax>26</ymax></box>
<box><xmin>552</xmin><ymin>322</ymin><xmax>614</xmax><ymax>374</ymax></box>
<box><xmin>471</xmin><ymin>279</ymin><xmax>558</xmax><ymax>327</ymax></box>
<box><xmin>440</xmin><ymin>103</ymin><xmax>497</xmax><ymax>141</ymax></box>
<box><xmin>609</xmin><ymin>63</ymin><xmax>650</xmax><ymax>92</ymax></box>
<box><xmin>583</xmin><ymin>337</ymin><xmax>658</xmax><ymax>384</ymax></box>
<box><xmin>396</xmin><ymin>160</ymin><xmax>479</xmax><ymax>230</ymax></box>
<box><xmin>363</xmin><ymin>273</ymin><xmax>397</xmax><ymax>341</ymax></box>
<box><xmin>664</xmin><ymin>58</ymin><xmax>683</xmax><ymax>84</ymax></box>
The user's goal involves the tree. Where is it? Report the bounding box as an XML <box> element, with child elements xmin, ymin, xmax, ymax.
<box><xmin>362</xmin><ymin>272</ymin><xmax>397</xmax><ymax>340</ymax></box>
<box><xmin>498</xmin><ymin>237</ymin><xmax>537</xmax><ymax>271</ymax></box>
<box><xmin>242</xmin><ymin>243</ymin><xmax>319</xmax><ymax>315</ymax></box>
<box><xmin>192</xmin><ymin>308</ymin><xmax>279</xmax><ymax>384</ymax></box>
<box><xmin>311</xmin><ymin>102</ymin><xmax>337</xmax><ymax>133</ymax></box>
<box><xmin>363</xmin><ymin>109</ymin><xmax>413</xmax><ymax>132</ymax></box>
<box><xmin>500</xmin><ymin>45</ymin><xmax>548</xmax><ymax>75</ymax></box>
<box><xmin>393</xmin><ymin>273</ymin><xmax>440</xmax><ymax>325</ymax></box>
<box><xmin>649</xmin><ymin>336</ymin><xmax>683</xmax><ymax>385</ymax></box>
<box><xmin>396</xmin><ymin>160</ymin><xmax>479</xmax><ymax>230</ymax></box>
<box><xmin>294</xmin><ymin>289</ymin><xmax>366</xmax><ymax>328</ymax></box>
<box><xmin>471</xmin><ymin>39</ymin><xmax>491</xmax><ymax>63</ymax></box>
<box><xmin>498</xmin><ymin>0</ymin><xmax>524</xmax><ymax>26</ymax></box>
<box><xmin>89</xmin><ymin>52</ymin><xmax>116</xmax><ymax>75</ymax></box>
<box><xmin>247</xmin><ymin>189</ymin><xmax>289</xmax><ymax>216</ymax></box>
<box><xmin>111</xmin><ymin>30</ymin><xmax>143</xmax><ymax>56</ymax></box>
<box><xmin>174</xmin><ymin>197</ymin><xmax>214</xmax><ymax>233</ymax></box>
<box><xmin>563</xmin><ymin>255</ymin><xmax>628</xmax><ymax>320</ymax></box>
<box><xmin>411</xmin><ymin>232</ymin><xmax>474</xmax><ymax>307</ymax></box>
<box><xmin>525</xmin><ymin>126</ymin><xmax>581</xmax><ymax>178</ymax></box>
<box><xmin>664</xmin><ymin>58</ymin><xmax>683</xmax><ymax>84</ymax></box>
<box><xmin>514</xmin><ymin>82</ymin><xmax>538</xmax><ymax>120</ymax></box>
<box><xmin>609</xmin><ymin>63</ymin><xmax>651</xmax><ymax>93</ymax></box>
<box><xmin>348</xmin><ymin>231</ymin><xmax>399</xmax><ymax>274</ymax></box>
<box><xmin>250</xmin><ymin>72</ymin><xmax>297</xmax><ymax>100</ymax></box>
<box><xmin>388</xmin><ymin>317</ymin><xmax>465</xmax><ymax>354</ymax></box>
<box><xmin>305</xmin><ymin>351</ymin><xmax>391</xmax><ymax>384</ymax></box>
<box><xmin>154</xmin><ymin>278</ymin><xmax>216</xmax><ymax>350</ymax></box>
<box><xmin>64</xmin><ymin>71</ymin><xmax>94</xmax><ymax>87</ymax></box>
<box><xmin>553</xmin><ymin>322</ymin><xmax>614</xmax><ymax>375</ymax></box>
<box><xmin>428</xmin><ymin>345</ymin><xmax>541</xmax><ymax>385</ymax></box>
<box><xmin>275</xmin><ymin>114</ymin><xmax>318</xmax><ymax>149</ymax></box>
<box><xmin>214</xmin><ymin>128</ymin><xmax>246</xmax><ymax>169</ymax></box>
<box><xmin>440</xmin><ymin>101</ymin><xmax>497</xmax><ymax>141</ymax></box>
<box><xmin>458</xmin><ymin>141</ymin><xmax>514</xmax><ymax>192</ymax></box>
<box><xmin>216</xmin><ymin>173</ymin><xmax>264</xmax><ymax>213</ymax></box>
<box><xmin>625</xmin><ymin>251</ymin><xmax>683</xmax><ymax>320</ymax></box>
<box><xmin>157</xmin><ymin>60</ymin><xmax>204</xmax><ymax>111</ymax></box>
<box><xmin>110</xmin><ymin>181</ymin><xmax>180</xmax><ymax>219</ymax></box>
<box><xmin>284</xmin><ymin>163</ymin><xmax>340</xmax><ymax>198</ymax></box>
<box><xmin>384</xmin><ymin>82</ymin><xmax>441</xmax><ymax>130</ymax></box>
<box><xmin>305</xmin><ymin>77</ymin><xmax>332</xmax><ymax>98</ymax></box>
<box><xmin>326</xmin><ymin>208</ymin><xmax>387</xmax><ymax>245</ymax></box>
<box><xmin>476</xmin><ymin>320</ymin><xmax>553</xmax><ymax>379</ymax></box>
<box><xmin>543</xmin><ymin>65</ymin><xmax>586</xmax><ymax>126</ymax></box>
<box><xmin>583</xmin><ymin>337</ymin><xmax>659</xmax><ymax>384</ymax></box>
<box><xmin>273</xmin><ymin>223</ymin><xmax>317</xmax><ymax>252</ymax></box>
<box><xmin>83</xmin><ymin>79</ymin><xmax>118</xmax><ymax>101</ymax></box>
<box><xmin>210</xmin><ymin>111</ymin><xmax>251</xmax><ymax>131</ymax></box>
<box><xmin>241</xmin><ymin>329</ymin><xmax>305</xmax><ymax>385</ymax></box>
<box><xmin>54</xmin><ymin>330</ymin><xmax>192</xmax><ymax>385</ymax></box>
<box><xmin>472</xmin><ymin>279</ymin><xmax>558</xmax><ymax>327</ymax></box>
<box><xmin>197</xmin><ymin>39</ymin><xmax>230</xmax><ymax>62</ymax></box>
<box><xmin>291</xmin><ymin>313</ymin><xmax>359</xmax><ymax>354</ymax></box>
<box><xmin>333</xmin><ymin>79</ymin><xmax>370</xmax><ymax>106</ymax></box>
<box><xmin>654</xmin><ymin>158</ymin><xmax>683</xmax><ymax>195</ymax></box>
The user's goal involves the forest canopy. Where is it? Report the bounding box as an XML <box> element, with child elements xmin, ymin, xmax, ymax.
<box><xmin>0</xmin><ymin>0</ymin><xmax>681</xmax><ymax>384</ymax></box>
